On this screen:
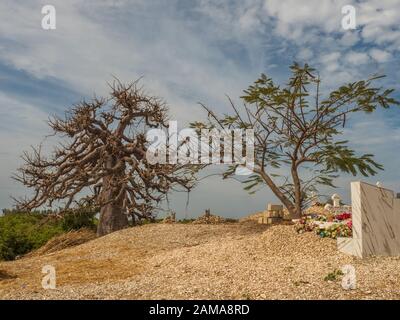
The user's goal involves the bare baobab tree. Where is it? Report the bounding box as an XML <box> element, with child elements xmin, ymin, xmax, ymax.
<box><xmin>14</xmin><ymin>80</ymin><xmax>196</xmax><ymax>236</ymax></box>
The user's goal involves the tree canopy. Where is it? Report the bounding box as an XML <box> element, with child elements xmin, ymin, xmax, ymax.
<box><xmin>193</xmin><ymin>63</ymin><xmax>399</xmax><ymax>217</ymax></box>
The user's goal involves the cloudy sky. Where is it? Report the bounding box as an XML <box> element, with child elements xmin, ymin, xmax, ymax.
<box><xmin>0</xmin><ymin>0</ymin><xmax>399</xmax><ymax>218</ymax></box>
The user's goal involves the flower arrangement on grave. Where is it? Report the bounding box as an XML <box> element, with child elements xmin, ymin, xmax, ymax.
<box><xmin>317</xmin><ymin>223</ymin><xmax>352</xmax><ymax>239</ymax></box>
<box><xmin>308</xmin><ymin>214</ymin><xmax>327</xmax><ymax>221</ymax></box>
<box><xmin>294</xmin><ymin>215</ymin><xmax>318</xmax><ymax>233</ymax></box>
<box><xmin>335</xmin><ymin>212</ymin><xmax>351</xmax><ymax>221</ymax></box>
<box><xmin>294</xmin><ymin>213</ymin><xmax>352</xmax><ymax>239</ymax></box>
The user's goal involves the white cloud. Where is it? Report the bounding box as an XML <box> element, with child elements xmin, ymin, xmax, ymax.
<box><xmin>0</xmin><ymin>1</ymin><xmax>259</xmax><ymax>123</ymax></box>
<box><xmin>356</xmin><ymin>0</ymin><xmax>400</xmax><ymax>49</ymax></box>
<box><xmin>345</xmin><ymin>51</ymin><xmax>370</xmax><ymax>64</ymax></box>
<box><xmin>238</xmin><ymin>6</ymin><xmax>262</xmax><ymax>32</ymax></box>
<box><xmin>297</xmin><ymin>48</ymin><xmax>313</xmax><ymax>61</ymax></box>
<box><xmin>263</xmin><ymin>0</ymin><xmax>347</xmax><ymax>38</ymax></box>
<box><xmin>369</xmin><ymin>48</ymin><xmax>392</xmax><ymax>62</ymax></box>
<box><xmin>0</xmin><ymin>92</ymin><xmax>51</xmax><ymax>207</ymax></box>
<box><xmin>339</xmin><ymin>32</ymin><xmax>360</xmax><ymax>47</ymax></box>
<box><xmin>320</xmin><ymin>52</ymin><xmax>341</xmax><ymax>72</ymax></box>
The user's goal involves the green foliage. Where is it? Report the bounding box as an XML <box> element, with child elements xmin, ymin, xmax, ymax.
<box><xmin>314</xmin><ymin>141</ymin><xmax>384</xmax><ymax>177</ymax></box>
<box><xmin>324</xmin><ymin>269</ymin><xmax>344</xmax><ymax>281</ymax></box>
<box><xmin>0</xmin><ymin>212</ymin><xmax>63</xmax><ymax>261</ymax></box>
<box><xmin>61</xmin><ymin>208</ymin><xmax>98</xmax><ymax>231</ymax></box>
<box><xmin>243</xmin><ymin>174</ymin><xmax>265</xmax><ymax>194</ymax></box>
<box><xmin>0</xmin><ymin>207</ymin><xmax>98</xmax><ymax>261</ymax></box>
<box><xmin>239</xmin><ymin>64</ymin><xmax>399</xmax><ymax>189</ymax></box>
<box><xmin>192</xmin><ymin>62</ymin><xmax>400</xmax><ymax>215</ymax></box>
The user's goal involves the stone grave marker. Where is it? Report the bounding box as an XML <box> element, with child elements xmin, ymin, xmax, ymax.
<box><xmin>338</xmin><ymin>181</ymin><xmax>400</xmax><ymax>258</ymax></box>
<box><xmin>332</xmin><ymin>193</ymin><xmax>341</xmax><ymax>207</ymax></box>
<box><xmin>258</xmin><ymin>204</ymin><xmax>284</xmax><ymax>224</ymax></box>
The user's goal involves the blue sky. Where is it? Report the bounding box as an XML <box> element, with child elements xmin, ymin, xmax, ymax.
<box><xmin>0</xmin><ymin>0</ymin><xmax>399</xmax><ymax>217</ymax></box>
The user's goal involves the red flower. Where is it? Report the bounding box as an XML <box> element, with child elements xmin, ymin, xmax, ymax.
<box><xmin>336</xmin><ymin>212</ymin><xmax>351</xmax><ymax>220</ymax></box>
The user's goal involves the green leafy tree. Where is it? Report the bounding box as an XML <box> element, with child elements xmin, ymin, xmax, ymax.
<box><xmin>193</xmin><ymin>63</ymin><xmax>399</xmax><ymax>218</ymax></box>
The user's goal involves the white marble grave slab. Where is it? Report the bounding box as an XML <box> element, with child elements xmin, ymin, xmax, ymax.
<box><xmin>337</xmin><ymin>181</ymin><xmax>400</xmax><ymax>258</ymax></box>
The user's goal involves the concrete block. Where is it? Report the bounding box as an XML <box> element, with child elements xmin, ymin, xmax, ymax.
<box><xmin>267</xmin><ymin>204</ymin><xmax>283</xmax><ymax>211</ymax></box>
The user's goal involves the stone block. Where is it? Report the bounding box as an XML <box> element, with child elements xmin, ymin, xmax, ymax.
<box><xmin>267</xmin><ymin>204</ymin><xmax>283</xmax><ymax>211</ymax></box>
<box><xmin>267</xmin><ymin>217</ymin><xmax>282</xmax><ymax>224</ymax></box>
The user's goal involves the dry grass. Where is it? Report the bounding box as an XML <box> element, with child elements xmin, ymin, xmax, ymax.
<box><xmin>26</xmin><ymin>229</ymin><xmax>97</xmax><ymax>257</ymax></box>
<box><xmin>1</xmin><ymin>222</ymin><xmax>400</xmax><ymax>300</ymax></box>
<box><xmin>0</xmin><ymin>270</ymin><xmax>17</xmax><ymax>280</ymax></box>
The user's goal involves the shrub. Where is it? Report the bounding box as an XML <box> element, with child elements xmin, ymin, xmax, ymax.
<box><xmin>324</xmin><ymin>269</ymin><xmax>344</xmax><ymax>281</ymax></box>
<box><xmin>0</xmin><ymin>207</ymin><xmax>99</xmax><ymax>261</ymax></box>
<box><xmin>60</xmin><ymin>208</ymin><xmax>98</xmax><ymax>231</ymax></box>
<box><xmin>0</xmin><ymin>212</ymin><xmax>63</xmax><ymax>261</ymax></box>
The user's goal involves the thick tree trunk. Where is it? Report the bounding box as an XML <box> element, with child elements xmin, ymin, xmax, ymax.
<box><xmin>97</xmin><ymin>202</ymin><xmax>128</xmax><ymax>236</ymax></box>
<box><xmin>291</xmin><ymin>165</ymin><xmax>303</xmax><ymax>219</ymax></box>
<box><xmin>256</xmin><ymin>168</ymin><xmax>298</xmax><ymax>218</ymax></box>
<box><xmin>96</xmin><ymin>155</ymin><xmax>129</xmax><ymax>236</ymax></box>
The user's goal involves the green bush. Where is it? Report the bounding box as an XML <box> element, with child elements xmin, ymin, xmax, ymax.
<box><xmin>60</xmin><ymin>208</ymin><xmax>98</xmax><ymax>231</ymax></box>
<box><xmin>0</xmin><ymin>212</ymin><xmax>63</xmax><ymax>261</ymax></box>
<box><xmin>324</xmin><ymin>269</ymin><xmax>344</xmax><ymax>281</ymax></box>
<box><xmin>0</xmin><ymin>207</ymin><xmax>99</xmax><ymax>261</ymax></box>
